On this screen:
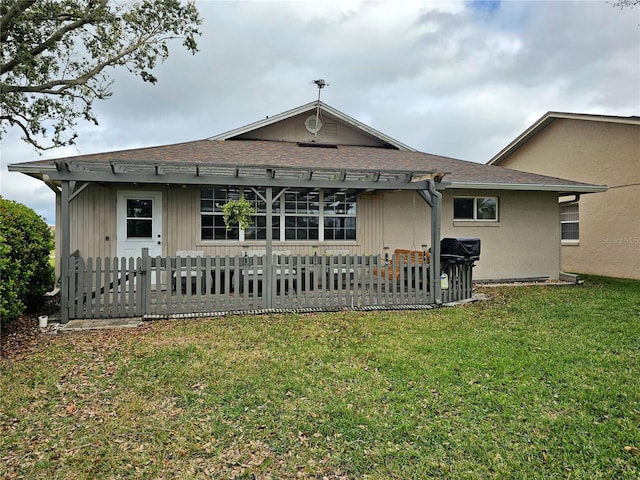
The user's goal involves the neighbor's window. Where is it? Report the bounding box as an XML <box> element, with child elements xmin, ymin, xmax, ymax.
<box><xmin>200</xmin><ymin>187</ymin><xmax>357</xmax><ymax>241</ymax></box>
<box><xmin>453</xmin><ymin>197</ymin><xmax>498</xmax><ymax>221</ymax></box>
<box><xmin>560</xmin><ymin>203</ymin><xmax>579</xmax><ymax>241</ymax></box>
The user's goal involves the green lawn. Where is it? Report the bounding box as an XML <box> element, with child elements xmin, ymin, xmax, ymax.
<box><xmin>1</xmin><ymin>276</ymin><xmax>638</xmax><ymax>479</ymax></box>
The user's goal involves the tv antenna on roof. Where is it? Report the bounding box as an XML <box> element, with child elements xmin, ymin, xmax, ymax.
<box><xmin>310</xmin><ymin>79</ymin><xmax>329</xmax><ymax>137</ymax></box>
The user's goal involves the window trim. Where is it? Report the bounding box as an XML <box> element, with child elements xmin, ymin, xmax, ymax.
<box><xmin>453</xmin><ymin>196</ymin><xmax>499</xmax><ymax>222</ymax></box>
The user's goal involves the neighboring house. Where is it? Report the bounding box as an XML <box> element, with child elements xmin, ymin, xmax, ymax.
<box><xmin>9</xmin><ymin>101</ymin><xmax>605</xmax><ymax>288</ymax></box>
<box><xmin>489</xmin><ymin>112</ymin><xmax>639</xmax><ymax>279</ymax></box>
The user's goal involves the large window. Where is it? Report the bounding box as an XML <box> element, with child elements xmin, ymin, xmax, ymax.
<box><xmin>453</xmin><ymin>196</ymin><xmax>498</xmax><ymax>221</ymax></box>
<box><xmin>560</xmin><ymin>203</ymin><xmax>579</xmax><ymax>241</ymax></box>
<box><xmin>200</xmin><ymin>187</ymin><xmax>357</xmax><ymax>242</ymax></box>
<box><xmin>201</xmin><ymin>187</ymin><xmax>240</xmax><ymax>240</ymax></box>
<box><xmin>285</xmin><ymin>190</ymin><xmax>320</xmax><ymax>240</ymax></box>
<box><xmin>323</xmin><ymin>191</ymin><xmax>357</xmax><ymax>240</ymax></box>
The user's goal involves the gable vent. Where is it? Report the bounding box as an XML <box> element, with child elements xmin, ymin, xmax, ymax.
<box><xmin>324</xmin><ymin>122</ymin><xmax>338</xmax><ymax>136</ymax></box>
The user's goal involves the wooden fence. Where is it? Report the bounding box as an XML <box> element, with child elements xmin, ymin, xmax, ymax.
<box><xmin>64</xmin><ymin>253</ymin><xmax>475</xmax><ymax>321</ymax></box>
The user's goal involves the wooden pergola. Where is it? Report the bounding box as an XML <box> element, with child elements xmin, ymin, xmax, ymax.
<box><xmin>34</xmin><ymin>160</ymin><xmax>448</xmax><ymax>321</ymax></box>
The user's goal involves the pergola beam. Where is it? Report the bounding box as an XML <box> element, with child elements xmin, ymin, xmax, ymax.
<box><xmin>45</xmin><ymin>170</ymin><xmax>434</xmax><ymax>191</ymax></box>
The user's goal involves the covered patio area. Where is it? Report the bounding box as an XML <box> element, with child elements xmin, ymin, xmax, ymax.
<box><xmin>41</xmin><ymin>160</ymin><xmax>458</xmax><ymax>322</ymax></box>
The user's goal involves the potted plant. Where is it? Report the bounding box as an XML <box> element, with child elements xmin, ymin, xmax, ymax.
<box><xmin>218</xmin><ymin>198</ymin><xmax>256</xmax><ymax>231</ymax></box>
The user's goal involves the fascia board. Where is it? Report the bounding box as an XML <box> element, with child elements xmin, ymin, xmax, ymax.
<box><xmin>7</xmin><ymin>163</ymin><xmax>56</xmax><ymax>174</ymax></box>
<box><xmin>207</xmin><ymin>101</ymin><xmax>318</xmax><ymax>140</ymax></box>
<box><xmin>447</xmin><ymin>181</ymin><xmax>608</xmax><ymax>194</ymax></box>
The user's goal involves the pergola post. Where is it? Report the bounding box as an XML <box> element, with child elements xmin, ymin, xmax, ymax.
<box><xmin>418</xmin><ymin>179</ymin><xmax>443</xmax><ymax>303</ymax></box>
<box><xmin>428</xmin><ymin>179</ymin><xmax>443</xmax><ymax>303</ymax></box>
<box><xmin>265</xmin><ymin>186</ymin><xmax>274</xmax><ymax>309</ymax></box>
<box><xmin>60</xmin><ymin>180</ymin><xmax>71</xmax><ymax>323</ymax></box>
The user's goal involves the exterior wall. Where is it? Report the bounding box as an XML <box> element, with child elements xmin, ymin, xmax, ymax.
<box><xmin>66</xmin><ymin>184</ymin><xmax>562</xmax><ymax>282</ymax></box>
<box><xmin>496</xmin><ymin>119</ymin><xmax>640</xmax><ymax>279</ymax></box>
<box><xmin>440</xmin><ymin>189</ymin><xmax>561</xmax><ymax>281</ymax></box>
<box><xmin>380</xmin><ymin>191</ymin><xmax>431</xmax><ymax>252</ymax></box>
<box><xmin>67</xmin><ymin>184</ymin><xmax>375</xmax><ymax>262</ymax></box>
<box><xmin>69</xmin><ymin>184</ymin><xmax>118</xmax><ymax>258</ymax></box>
<box><xmin>237</xmin><ymin>112</ymin><xmax>388</xmax><ymax>147</ymax></box>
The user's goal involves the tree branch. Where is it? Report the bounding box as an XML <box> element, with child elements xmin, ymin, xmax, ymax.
<box><xmin>0</xmin><ymin>1</ymin><xmax>109</xmax><ymax>75</ymax></box>
<box><xmin>0</xmin><ymin>0</ymin><xmax>36</xmax><ymax>43</ymax></box>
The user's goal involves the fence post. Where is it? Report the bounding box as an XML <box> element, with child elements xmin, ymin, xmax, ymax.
<box><xmin>141</xmin><ymin>248</ymin><xmax>149</xmax><ymax>317</ymax></box>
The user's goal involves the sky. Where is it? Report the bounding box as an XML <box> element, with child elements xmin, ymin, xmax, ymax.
<box><xmin>1</xmin><ymin>0</ymin><xmax>639</xmax><ymax>225</ymax></box>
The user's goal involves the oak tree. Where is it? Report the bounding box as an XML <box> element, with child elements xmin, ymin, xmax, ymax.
<box><xmin>0</xmin><ymin>0</ymin><xmax>201</xmax><ymax>150</ymax></box>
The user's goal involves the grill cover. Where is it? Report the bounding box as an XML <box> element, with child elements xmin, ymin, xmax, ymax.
<box><xmin>440</xmin><ymin>237</ymin><xmax>481</xmax><ymax>261</ymax></box>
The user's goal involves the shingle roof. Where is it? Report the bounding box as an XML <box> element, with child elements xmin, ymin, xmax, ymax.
<box><xmin>11</xmin><ymin>138</ymin><xmax>605</xmax><ymax>193</ymax></box>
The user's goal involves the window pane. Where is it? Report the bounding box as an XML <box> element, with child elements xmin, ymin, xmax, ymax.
<box><xmin>127</xmin><ymin>219</ymin><xmax>152</xmax><ymax>238</ymax></box>
<box><xmin>127</xmin><ymin>199</ymin><xmax>152</xmax><ymax>218</ymax></box>
<box><xmin>561</xmin><ymin>204</ymin><xmax>579</xmax><ymax>222</ymax></box>
<box><xmin>285</xmin><ymin>191</ymin><xmax>319</xmax><ymax>214</ymax></box>
<box><xmin>285</xmin><ymin>216</ymin><xmax>318</xmax><ymax>240</ymax></box>
<box><xmin>202</xmin><ymin>228</ymin><xmax>214</xmax><ymax>240</ymax></box>
<box><xmin>476</xmin><ymin>197</ymin><xmax>497</xmax><ymax>220</ymax></box>
<box><xmin>324</xmin><ymin>191</ymin><xmax>357</xmax><ymax>216</ymax></box>
<box><xmin>201</xmin><ymin>199</ymin><xmax>214</xmax><ymax>213</ymax></box>
<box><xmin>201</xmin><ymin>187</ymin><xmax>213</xmax><ymax>198</ymax></box>
<box><xmin>562</xmin><ymin>222</ymin><xmax>579</xmax><ymax>240</ymax></box>
<box><xmin>324</xmin><ymin>216</ymin><xmax>356</xmax><ymax>240</ymax></box>
<box><xmin>453</xmin><ymin>198</ymin><xmax>474</xmax><ymax>219</ymax></box>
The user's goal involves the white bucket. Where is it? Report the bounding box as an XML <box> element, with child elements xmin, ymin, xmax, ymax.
<box><xmin>38</xmin><ymin>315</ymin><xmax>48</xmax><ymax>328</ymax></box>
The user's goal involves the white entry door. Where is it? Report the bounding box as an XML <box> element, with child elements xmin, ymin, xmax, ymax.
<box><xmin>117</xmin><ymin>191</ymin><xmax>163</xmax><ymax>259</ymax></box>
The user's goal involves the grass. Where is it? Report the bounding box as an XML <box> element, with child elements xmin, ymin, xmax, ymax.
<box><xmin>1</xmin><ymin>275</ymin><xmax>638</xmax><ymax>479</ymax></box>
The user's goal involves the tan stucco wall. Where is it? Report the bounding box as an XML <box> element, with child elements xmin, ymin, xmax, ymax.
<box><xmin>66</xmin><ymin>185</ymin><xmax>563</xmax><ymax>281</ymax></box>
<box><xmin>380</xmin><ymin>189</ymin><xmax>562</xmax><ymax>281</ymax></box>
<box><xmin>496</xmin><ymin>119</ymin><xmax>640</xmax><ymax>279</ymax></box>
<box><xmin>440</xmin><ymin>189</ymin><xmax>561</xmax><ymax>281</ymax></box>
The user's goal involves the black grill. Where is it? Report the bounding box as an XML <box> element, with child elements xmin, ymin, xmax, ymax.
<box><xmin>440</xmin><ymin>237</ymin><xmax>480</xmax><ymax>264</ymax></box>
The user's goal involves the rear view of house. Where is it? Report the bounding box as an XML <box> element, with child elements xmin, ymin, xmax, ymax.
<box><xmin>9</xmin><ymin>101</ymin><xmax>606</xmax><ymax>321</ymax></box>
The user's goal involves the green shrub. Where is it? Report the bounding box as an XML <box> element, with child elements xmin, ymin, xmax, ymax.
<box><xmin>0</xmin><ymin>197</ymin><xmax>54</xmax><ymax>324</ymax></box>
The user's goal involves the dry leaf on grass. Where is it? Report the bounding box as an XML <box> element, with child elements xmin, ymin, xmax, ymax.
<box><xmin>624</xmin><ymin>445</ymin><xmax>640</xmax><ymax>455</ymax></box>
